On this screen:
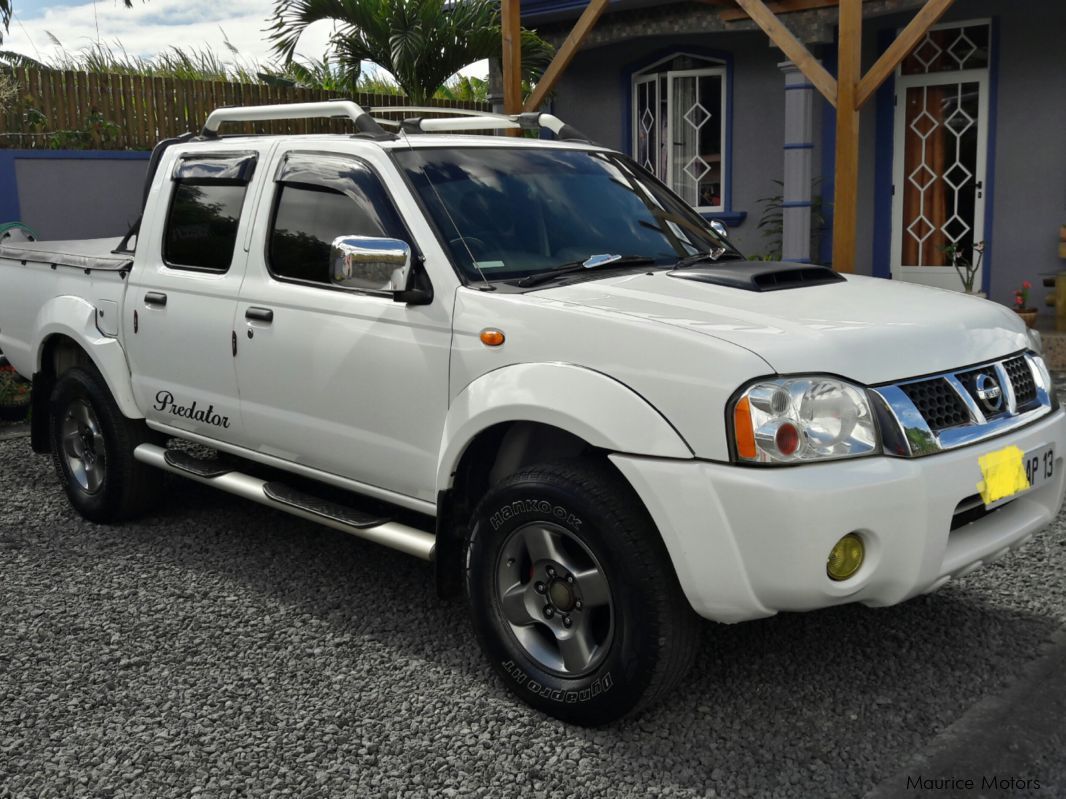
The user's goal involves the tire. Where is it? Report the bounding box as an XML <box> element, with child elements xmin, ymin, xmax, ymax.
<box><xmin>48</xmin><ymin>366</ymin><xmax>163</xmax><ymax>523</ymax></box>
<box><xmin>465</xmin><ymin>458</ymin><xmax>701</xmax><ymax>725</ymax></box>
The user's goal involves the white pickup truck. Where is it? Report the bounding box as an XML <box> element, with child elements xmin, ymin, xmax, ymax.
<box><xmin>1</xmin><ymin>101</ymin><xmax>1062</xmax><ymax>725</ymax></box>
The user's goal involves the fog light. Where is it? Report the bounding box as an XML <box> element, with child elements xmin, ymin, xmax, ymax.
<box><xmin>827</xmin><ymin>533</ymin><xmax>865</xmax><ymax>581</ymax></box>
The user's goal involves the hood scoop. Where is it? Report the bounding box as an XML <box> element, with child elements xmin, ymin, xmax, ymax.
<box><xmin>668</xmin><ymin>261</ymin><xmax>845</xmax><ymax>292</ymax></box>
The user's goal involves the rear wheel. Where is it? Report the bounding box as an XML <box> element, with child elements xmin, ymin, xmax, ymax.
<box><xmin>49</xmin><ymin>366</ymin><xmax>162</xmax><ymax>523</ymax></box>
<box><xmin>465</xmin><ymin>458</ymin><xmax>701</xmax><ymax>725</ymax></box>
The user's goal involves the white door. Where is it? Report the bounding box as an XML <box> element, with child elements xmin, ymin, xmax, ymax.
<box><xmin>890</xmin><ymin>21</ymin><xmax>992</xmax><ymax>291</ymax></box>
<box><xmin>234</xmin><ymin>150</ymin><xmax>452</xmax><ymax>503</ymax></box>
<box><xmin>123</xmin><ymin>147</ymin><xmax>268</xmax><ymax>444</ymax></box>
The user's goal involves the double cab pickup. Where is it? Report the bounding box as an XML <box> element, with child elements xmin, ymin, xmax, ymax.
<box><xmin>1</xmin><ymin>101</ymin><xmax>1061</xmax><ymax>725</ymax></box>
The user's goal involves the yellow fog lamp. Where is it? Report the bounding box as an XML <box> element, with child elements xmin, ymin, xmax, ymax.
<box><xmin>827</xmin><ymin>533</ymin><xmax>865</xmax><ymax>581</ymax></box>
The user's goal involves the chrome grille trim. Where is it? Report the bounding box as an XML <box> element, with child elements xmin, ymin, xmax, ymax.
<box><xmin>870</xmin><ymin>351</ymin><xmax>1054</xmax><ymax>457</ymax></box>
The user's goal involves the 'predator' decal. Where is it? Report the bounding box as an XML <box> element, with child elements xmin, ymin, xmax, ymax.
<box><xmin>154</xmin><ymin>390</ymin><xmax>231</xmax><ymax>429</ymax></box>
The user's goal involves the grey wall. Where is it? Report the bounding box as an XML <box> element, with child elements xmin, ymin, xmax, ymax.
<box><xmin>14</xmin><ymin>157</ymin><xmax>148</xmax><ymax>240</ymax></box>
<box><xmin>857</xmin><ymin>0</ymin><xmax>1066</xmax><ymax>308</ymax></box>
<box><xmin>548</xmin><ymin>31</ymin><xmax>822</xmax><ymax>256</ymax></box>
<box><xmin>544</xmin><ymin>0</ymin><xmax>1066</xmax><ymax>312</ymax></box>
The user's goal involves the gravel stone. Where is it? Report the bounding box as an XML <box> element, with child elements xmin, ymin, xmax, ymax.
<box><xmin>1</xmin><ymin>432</ymin><xmax>1065</xmax><ymax>798</ymax></box>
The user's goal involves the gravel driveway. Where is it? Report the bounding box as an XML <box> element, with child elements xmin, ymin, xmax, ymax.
<box><xmin>2</xmin><ymin>434</ymin><xmax>1065</xmax><ymax>799</ymax></box>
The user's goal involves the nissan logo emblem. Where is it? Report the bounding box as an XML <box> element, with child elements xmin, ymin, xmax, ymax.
<box><xmin>975</xmin><ymin>373</ymin><xmax>1003</xmax><ymax>413</ymax></box>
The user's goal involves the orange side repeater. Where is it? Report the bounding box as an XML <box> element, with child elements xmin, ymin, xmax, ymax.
<box><xmin>733</xmin><ymin>396</ymin><xmax>757</xmax><ymax>460</ymax></box>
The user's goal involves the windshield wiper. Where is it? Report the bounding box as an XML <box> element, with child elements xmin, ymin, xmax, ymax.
<box><xmin>673</xmin><ymin>248</ymin><xmax>746</xmax><ymax>268</ymax></box>
<box><xmin>515</xmin><ymin>254</ymin><xmax>656</xmax><ymax>288</ymax></box>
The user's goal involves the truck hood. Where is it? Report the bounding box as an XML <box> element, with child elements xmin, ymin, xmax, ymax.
<box><xmin>536</xmin><ymin>269</ymin><xmax>1030</xmax><ymax>385</ymax></box>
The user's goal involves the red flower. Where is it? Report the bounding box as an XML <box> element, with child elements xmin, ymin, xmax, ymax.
<box><xmin>1022</xmin><ymin>280</ymin><xmax>1032</xmax><ymax>289</ymax></box>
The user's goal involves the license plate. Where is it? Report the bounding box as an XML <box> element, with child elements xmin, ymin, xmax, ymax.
<box><xmin>978</xmin><ymin>443</ymin><xmax>1056</xmax><ymax>508</ymax></box>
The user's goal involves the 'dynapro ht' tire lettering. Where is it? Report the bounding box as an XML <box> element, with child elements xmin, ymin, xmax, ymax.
<box><xmin>464</xmin><ymin>458</ymin><xmax>701</xmax><ymax>725</ymax></box>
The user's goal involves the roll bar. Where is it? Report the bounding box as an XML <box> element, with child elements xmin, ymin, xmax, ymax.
<box><xmin>200</xmin><ymin>100</ymin><xmax>393</xmax><ymax>139</ymax></box>
<box><xmin>397</xmin><ymin>110</ymin><xmax>592</xmax><ymax>142</ymax></box>
<box><xmin>199</xmin><ymin>101</ymin><xmax>591</xmax><ymax>144</ymax></box>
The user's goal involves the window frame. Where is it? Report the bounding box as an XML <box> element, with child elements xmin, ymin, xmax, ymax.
<box><xmin>630</xmin><ymin>52</ymin><xmax>731</xmax><ymax>216</ymax></box>
<box><xmin>162</xmin><ymin>153</ymin><xmax>257</xmax><ymax>274</ymax></box>
<box><xmin>263</xmin><ymin>150</ymin><xmax>423</xmax><ymax>299</ymax></box>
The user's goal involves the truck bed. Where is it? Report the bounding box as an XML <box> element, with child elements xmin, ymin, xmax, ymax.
<box><xmin>0</xmin><ymin>237</ymin><xmax>132</xmax><ymax>271</ymax></box>
<box><xmin>0</xmin><ymin>237</ymin><xmax>131</xmax><ymax>379</ymax></box>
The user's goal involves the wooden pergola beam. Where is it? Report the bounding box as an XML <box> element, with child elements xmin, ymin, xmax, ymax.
<box><xmin>855</xmin><ymin>0</ymin><xmax>954</xmax><ymax>107</ymax></box>
<box><xmin>719</xmin><ymin>0</ymin><xmax>842</xmax><ymax>22</ymax></box>
<box><xmin>501</xmin><ymin>0</ymin><xmax>523</xmax><ymax>116</ymax></box>
<box><xmin>831</xmin><ymin>0</ymin><xmax>862</xmax><ymax>273</ymax></box>
<box><xmin>524</xmin><ymin>0</ymin><xmax>610</xmax><ymax>111</ymax></box>
<box><xmin>733</xmin><ymin>0</ymin><xmax>837</xmax><ymax>106</ymax></box>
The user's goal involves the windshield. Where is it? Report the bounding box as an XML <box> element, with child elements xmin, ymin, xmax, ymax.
<box><xmin>393</xmin><ymin>147</ymin><xmax>739</xmax><ymax>283</ymax></box>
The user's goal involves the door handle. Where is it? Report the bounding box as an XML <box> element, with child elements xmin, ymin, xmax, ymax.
<box><xmin>144</xmin><ymin>291</ymin><xmax>167</xmax><ymax>307</ymax></box>
<box><xmin>245</xmin><ymin>307</ymin><xmax>274</xmax><ymax>323</ymax></box>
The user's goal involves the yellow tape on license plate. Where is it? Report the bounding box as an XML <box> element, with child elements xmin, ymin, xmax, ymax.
<box><xmin>976</xmin><ymin>445</ymin><xmax>1030</xmax><ymax>506</ymax></box>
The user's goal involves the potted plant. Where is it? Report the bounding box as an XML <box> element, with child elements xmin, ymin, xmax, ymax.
<box><xmin>1013</xmin><ymin>280</ymin><xmax>1038</xmax><ymax>328</ymax></box>
<box><xmin>0</xmin><ymin>361</ymin><xmax>31</xmax><ymax>422</ymax></box>
<box><xmin>942</xmin><ymin>241</ymin><xmax>986</xmax><ymax>296</ymax></box>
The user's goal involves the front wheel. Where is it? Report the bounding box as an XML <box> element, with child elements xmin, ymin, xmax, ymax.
<box><xmin>465</xmin><ymin>459</ymin><xmax>701</xmax><ymax>725</ymax></box>
<box><xmin>49</xmin><ymin>366</ymin><xmax>163</xmax><ymax>523</ymax></box>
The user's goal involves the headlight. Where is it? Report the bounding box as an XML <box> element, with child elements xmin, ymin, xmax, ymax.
<box><xmin>731</xmin><ymin>376</ymin><xmax>880</xmax><ymax>464</ymax></box>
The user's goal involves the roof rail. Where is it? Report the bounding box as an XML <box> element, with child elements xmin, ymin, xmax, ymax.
<box><xmin>391</xmin><ymin>109</ymin><xmax>593</xmax><ymax>143</ymax></box>
<box><xmin>200</xmin><ymin>100</ymin><xmax>394</xmax><ymax>140</ymax></box>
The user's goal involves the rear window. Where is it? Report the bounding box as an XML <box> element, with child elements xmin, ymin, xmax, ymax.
<box><xmin>163</xmin><ymin>153</ymin><xmax>256</xmax><ymax>272</ymax></box>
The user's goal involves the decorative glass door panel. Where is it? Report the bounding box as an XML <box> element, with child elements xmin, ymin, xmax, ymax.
<box><xmin>891</xmin><ymin>22</ymin><xmax>990</xmax><ymax>291</ymax></box>
<box><xmin>632</xmin><ymin>56</ymin><xmax>726</xmax><ymax>213</ymax></box>
<box><xmin>634</xmin><ymin>75</ymin><xmax>665</xmax><ymax>178</ymax></box>
<box><xmin>668</xmin><ymin>69</ymin><xmax>724</xmax><ymax>210</ymax></box>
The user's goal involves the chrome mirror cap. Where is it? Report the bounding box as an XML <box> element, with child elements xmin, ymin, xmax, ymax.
<box><xmin>709</xmin><ymin>219</ymin><xmax>729</xmax><ymax>239</ymax></box>
<box><xmin>330</xmin><ymin>236</ymin><xmax>412</xmax><ymax>293</ymax></box>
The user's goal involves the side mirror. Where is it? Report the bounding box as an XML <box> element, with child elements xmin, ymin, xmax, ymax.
<box><xmin>330</xmin><ymin>235</ymin><xmax>413</xmax><ymax>294</ymax></box>
<box><xmin>709</xmin><ymin>220</ymin><xmax>729</xmax><ymax>239</ymax></box>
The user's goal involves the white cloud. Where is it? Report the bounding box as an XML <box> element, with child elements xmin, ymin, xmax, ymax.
<box><xmin>7</xmin><ymin>0</ymin><xmax>332</xmax><ymax>65</ymax></box>
<box><xmin>6</xmin><ymin>0</ymin><xmax>487</xmax><ymax>81</ymax></box>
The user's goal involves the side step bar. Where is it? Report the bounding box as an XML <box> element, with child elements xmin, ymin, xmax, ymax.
<box><xmin>134</xmin><ymin>444</ymin><xmax>435</xmax><ymax>561</ymax></box>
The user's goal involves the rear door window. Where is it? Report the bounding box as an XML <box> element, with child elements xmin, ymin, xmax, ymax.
<box><xmin>163</xmin><ymin>153</ymin><xmax>257</xmax><ymax>272</ymax></box>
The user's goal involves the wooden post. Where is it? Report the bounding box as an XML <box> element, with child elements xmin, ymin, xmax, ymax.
<box><xmin>523</xmin><ymin>0</ymin><xmax>610</xmax><ymax>112</ymax></box>
<box><xmin>501</xmin><ymin>0</ymin><xmax>522</xmax><ymax>126</ymax></box>
<box><xmin>856</xmin><ymin>0</ymin><xmax>954</xmax><ymax>108</ymax></box>
<box><xmin>734</xmin><ymin>0</ymin><xmax>836</xmax><ymax>106</ymax></box>
<box><xmin>831</xmin><ymin>0</ymin><xmax>861</xmax><ymax>273</ymax></box>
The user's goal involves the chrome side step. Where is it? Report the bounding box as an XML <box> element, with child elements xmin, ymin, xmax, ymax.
<box><xmin>164</xmin><ymin>448</ymin><xmax>232</xmax><ymax>478</ymax></box>
<box><xmin>263</xmin><ymin>482</ymin><xmax>390</xmax><ymax>529</ymax></box>
<box><xmin>134</xmin><ymin>443</ymin><xmax>435</xmax><ymax>561</ymax></box>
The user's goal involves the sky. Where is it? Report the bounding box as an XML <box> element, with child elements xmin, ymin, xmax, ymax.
<box><xmin>4</xmin><ymin>0</ymin><xmax>488</xmax><ymax>81</ymax></box>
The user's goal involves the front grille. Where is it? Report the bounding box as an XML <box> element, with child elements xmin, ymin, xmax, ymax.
<box><xmin>956</xmin><ymin>365</ymin><xmax>1007</xmax><ymax>418</ymax></box>
<box><xmin>1004</xmin><ymin>356</ymin><xmax>1037</xmax><ymax>407</ymax></box>
<box><xmin>873</xmin><ymin>352</ymin><xmax>1053</xmax><ymax>457</ymax></box>
<box><xmin>899</xmin><ymin>378</ymin><xmax>971</xmax><ymax>432</ymax></box>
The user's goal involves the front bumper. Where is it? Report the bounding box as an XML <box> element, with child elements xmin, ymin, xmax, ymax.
<box><xmin>610</xmin><ymin>408</ymin><xmax>1066</xmax><ymax>623</ymax></box>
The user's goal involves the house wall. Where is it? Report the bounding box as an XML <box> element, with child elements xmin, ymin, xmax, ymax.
<box><xmin>859</xmin><ymin>0</ymin><xmax>1066</xmax><ymax>308</ymax></box>
<box><xmin>547</xmin><ymin>31</ymin><xmax>822</xmax><ymax>257</ymax></box>
<box><xmin>0</xmin><ymin>152</ymin><xmax>150</xmax><ymax>241</ymax></box>
<box><xmin>541</xmin><ymin>0</ymin><xmax>1066</xmax><ymax>312</ymax></box>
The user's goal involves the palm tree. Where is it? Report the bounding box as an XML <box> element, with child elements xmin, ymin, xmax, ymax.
<box><xmin>269</xmin><ymin>0</ymin><xmax>553</xmax><ymax>105</ymax></box>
